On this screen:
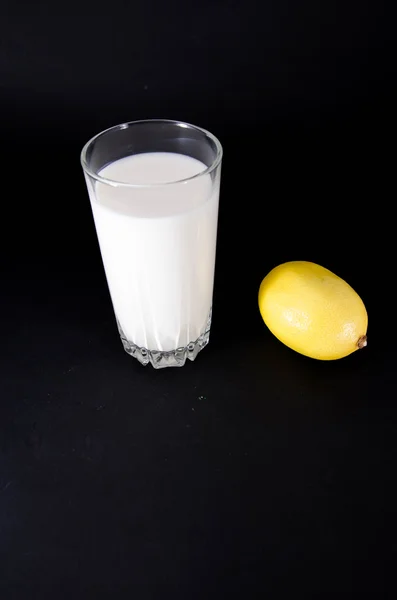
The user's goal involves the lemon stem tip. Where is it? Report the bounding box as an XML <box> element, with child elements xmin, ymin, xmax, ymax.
<box><xmin>357</xmin><ymin>335</ymin><xmax>367</xmax><ymax>350</ymax></box>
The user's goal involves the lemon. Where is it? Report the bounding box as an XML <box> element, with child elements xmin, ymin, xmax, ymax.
<box><xmin>258</xmin><ymin>261</ymin><xmax>368</xmax><ymax>360</ymax></box>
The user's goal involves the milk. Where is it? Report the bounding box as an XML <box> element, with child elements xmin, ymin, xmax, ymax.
<box><xmin>87</xmin><ymin>152</ymin><xmax>220</xmax><ymax>352</ymax></box>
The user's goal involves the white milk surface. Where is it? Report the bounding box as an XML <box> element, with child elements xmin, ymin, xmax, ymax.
<box><xmin>88</xmin><ymin>152</ymin><xmax>219</xmax><ymax>351</ymax></box>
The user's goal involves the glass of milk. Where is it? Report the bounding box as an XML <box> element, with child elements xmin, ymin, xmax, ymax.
<box><xmin>81</xmin><ymin>119</ymin><xmax>223</xmax><ymax>368</ymax></box>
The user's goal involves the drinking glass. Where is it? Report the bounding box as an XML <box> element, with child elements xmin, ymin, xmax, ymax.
<box><xmin>81</xmin><ymin>119</ymin><xmax>222</xmax><ymax>368</ymax></box>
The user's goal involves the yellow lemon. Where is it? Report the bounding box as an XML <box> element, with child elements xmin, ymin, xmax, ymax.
<box><xmin>258</xmin><ymin>261</ymin><xmax>368</xmax><ymax>360</ymax></box>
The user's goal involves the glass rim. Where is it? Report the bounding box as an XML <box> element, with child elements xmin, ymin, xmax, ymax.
<box><xmin>80</xmin><ymin>118</ymin><xmax>223</xmax><ymax>188</ymax></box>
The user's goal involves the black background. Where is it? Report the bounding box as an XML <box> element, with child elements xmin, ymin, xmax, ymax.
<box><xmin>1</xmin><ymin>1</ymin><xmax>396</xmax><ymax>598</ymax></box>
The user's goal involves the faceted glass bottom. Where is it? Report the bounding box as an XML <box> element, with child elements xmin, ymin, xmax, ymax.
<box><xmin>117</xmin><ymin>310</ymin><xmax>212</xmax><ymax>369</ymax></box>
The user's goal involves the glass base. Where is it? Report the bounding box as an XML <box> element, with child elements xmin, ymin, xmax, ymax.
<box><xmin>117</xmin><ymin>311</ymin><xmax>211</xmax><ymax>369</ymax></box>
